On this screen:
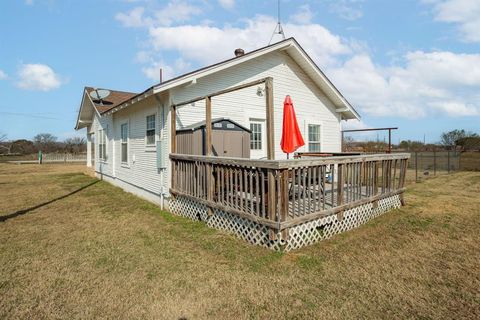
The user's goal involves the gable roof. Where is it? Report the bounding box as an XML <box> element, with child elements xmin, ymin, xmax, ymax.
<box><xmin>75</xmin><ymin>87</ymin><xmax>137</xmax><ymax>129</ymax></box>
<box><xmin>85</xmin><ymin>87</ymin><xmax>137</xmax><ymax>113</ymax></box>
<box><xmin>77</xmin><ymin>37</ymin><xmax>360</xmax><ymax>129</ymax></box>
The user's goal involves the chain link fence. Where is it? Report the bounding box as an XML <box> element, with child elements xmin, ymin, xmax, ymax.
<box><xmin>393</xmin><ymin>151</ymin><xmax>480</xmax><ymax>182</ymax></box>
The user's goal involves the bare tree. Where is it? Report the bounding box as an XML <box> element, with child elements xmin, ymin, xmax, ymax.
<box><xmin>0</xmin><ymin>133</ymin><xmax>9</xmax><ymax>154</ymax></box>
<box><xmin>440</xmin><ymin>129</ymin><xmax>479</xmax><ymax>150</ymax></box>
<box><xmin>64</xmin><ymin>137</ymin><xmax>86</xmax><ymax>153</ymax></box>
<box><xmin>342</xmin><ymin>136</ymin><xmax>355</xmax><ymax>151</ymax></box>
<box><xmin>33</xmin><ymin>133</ymin><xmax>58</xmax><ymax>153</ymax></box>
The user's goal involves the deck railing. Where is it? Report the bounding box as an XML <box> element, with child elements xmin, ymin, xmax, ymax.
<box><xmin>170</xmin><ymin>153</ymin><xmax>410</xmax><ymax>238</ymax></box>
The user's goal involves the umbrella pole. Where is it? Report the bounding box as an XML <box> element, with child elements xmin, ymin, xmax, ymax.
<box><xmin>287</xmin><ymin>153</ymin><xmax>289</xmax><ymax>159</ymax></box>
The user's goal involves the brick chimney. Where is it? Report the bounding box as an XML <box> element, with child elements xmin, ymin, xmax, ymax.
<box><xmin>234</xmin><ymin>48</ymin><xmax>245</xmax><ymax>57</ymax></box>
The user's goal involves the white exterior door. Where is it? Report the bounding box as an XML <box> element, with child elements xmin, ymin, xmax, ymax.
<box><xmin>249</xmin><ymin>119</ymin><xmax>267</xmax><ymax>159</ymax></box>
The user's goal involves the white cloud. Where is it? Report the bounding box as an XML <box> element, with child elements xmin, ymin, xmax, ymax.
<box><xmin>218</xmin><ymin>0</ymin><xmax>235</xmax><ymax>10</ymax></box>
<box><xmin>117</xmin><ymin>5</ymin><xmax>480</xmax><ymax>119</ymax></box>
<box><xmin>290</xmin><ymin>4</ymin><xmax>314</xmax><ymax>24</ymax></box>
<box><xmin>154</xmin><ymin>1</ymin><xmax>202</xmax><ymax>27</ymax></box>
<box><xmin>0</xmin><ymin>70</ymin><xmax>7</xmax><ymax>80</ymax></box>
<box><xmin>141</xmin><ymin>57</ymin><xmax>192</xmax><ymax>81</ymax></box>
<box><xmin>115</xmin><ymin>1</ymin><xmax>202</xmax><ymax>28</ymax></box>
<box><xmin>341</xmin><ymin>119</ymin><xmax>378</xmax><ymax>139</ymax></box>
<box><xmin>341</xmin><ymin>119</ymin><xmax>369</xmax><ymax>130</ymax></box>
<box><xmin>425</xmin><ymin>0</ymin><xmax>480</xmax><ymax>42</ymax></box>
<box><xmin>329</xmin><ymin>51</ymin><xmax>480</xmax><ymax>118</ymax></box>
<box><xmin>429</xmin><ymin>101</ymin><xmax>479</xmax><ymax>116</ymax></box>
<box><xmin>16</xmin><ymin>64</ymin><xmax>63</xmax><ymax>91</ymax></box>
<box><xmin>115</xmin><ymin>7</ymin><xmax>149</xmax><ymax>28</ymax></box>
<box><xmin>25</xmin><ymin>0</ymin><xmax>34</xmax><ymax>5</ymax></box>
<box><xmin>147</xmin><ymin>15</ymin><xmax>351</xmax><ymax>67</ymax></box>
<box><xmin>329</xmin><ymin>0</ymin><xmax>364</xmax><ymax>21</ymax></box>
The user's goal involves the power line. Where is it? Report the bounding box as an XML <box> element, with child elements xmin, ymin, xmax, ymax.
<box><xmin>0</xmin><ymin>111</ymin><xmax>59</xmax><ymax>120</ymax></box>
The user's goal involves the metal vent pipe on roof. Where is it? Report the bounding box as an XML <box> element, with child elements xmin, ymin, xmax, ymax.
<box><xmin>234</xmin><ymin>48</ymin><xmax>245</xmax><ymax>57</ymax></box>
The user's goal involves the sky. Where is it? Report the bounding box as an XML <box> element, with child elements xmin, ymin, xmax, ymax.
<box><xmin>0</xmin><ymin>0</ymin><xmax>479</xmax><ymax>143</ymax></box>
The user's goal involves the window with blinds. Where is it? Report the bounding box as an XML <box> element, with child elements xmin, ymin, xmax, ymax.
<box><xmin>250</xmin><ymin>122</ymin><xmax>262</xmax><ymax>150</ymax></box>
<box><xmin>308</xmin><ymin>124</ymin><xmax>321</xmax><ymax>152</ymax></box>
<box><xmin>99</xmin><ymin>129</ymin><xmax>107</xmax><ymax>161</ymax></box>
<box><xmin>146</xmin><ymin>115</ymin><xmax>156</xmax><ymax>145</ymax></box>
<box><xmin>121</xmin><ymin>123</ymin><xmax>128</xmax><ymax>163</ymax></box>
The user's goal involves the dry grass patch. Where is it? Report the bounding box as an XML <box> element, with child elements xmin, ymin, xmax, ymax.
<box><xmin>0</xmin><ymin>164</ymin><xmax>479</xmax><ymax>319</ymax></box>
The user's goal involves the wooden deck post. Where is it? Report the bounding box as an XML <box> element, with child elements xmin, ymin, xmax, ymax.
<box><xmin>205</xmin><ymin>96</ymin><xmax>214</xmax><ymax>215</ymax></box>
<box><xmin>337</xmin><ymin>164</ymin><xmax>344</xmax><ymax>220</ymax></box>
<box><xmin>373</xmin><ymin>161</ymin><xmax>380</xmax><ymax>208</ymax></box>
<box><xmin>280</xmin><ymin>169</ymin><xmax>289</xmax><ymax>240</ymax></box>
<box><xmin>268</xmin><ymin>169</ymin><xmax>277</xmax><ymax>240</ymax></box>
<box><xmin>341</xmin><ymin>131</ymin><xmax>344</xmax><ymax>152</ymax></box>
<box><xmin>205</xmin><ymin>96</ymin><xmax>212</xmax><ymax>156</ymax></box>
<box><xmin>171</xmin><ymin>105</ymin><xmax>176</xmax><ymax>153</ymax></box>
<box><xmin>399</xmin><ymin>159</ymin><xmax>408</xmax><ymax>206</ymax></box>
<box><xmin>170</xmin><ymin>105</ymin><xmax>177</xmax><ymax>195</ymax></box>
<box><xmin>388</xmin><ymin>128</ymin><xmax>392</xmax><ymax>153</ymax></box>
<box><xmin>265</xmin><ymin>77</ymin><xmax>275</xmax><ymax>160</ymax></box>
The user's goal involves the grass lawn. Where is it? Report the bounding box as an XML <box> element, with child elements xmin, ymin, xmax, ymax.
<box><xmin>0</xmin><ymin>163</ymin><xmax>479</xmax><ymax>319</ymax></box>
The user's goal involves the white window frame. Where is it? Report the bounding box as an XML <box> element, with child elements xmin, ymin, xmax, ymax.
<box><xmin>98</xmin><ymin>129</ymin><xmax>107</xmax><ymax>162</ymax></box>
<box><xmin>249</xmin><ymin>121</ymin><xmax>263</xmax><ymax>151</ymax></box>
<box><xmin>120</xmin><ymin>122</ymin><xmax>129</xmax><ymax>165</ymax></box>
<box><xmin>307</xmin><ymin>123</ymin><xmax>322</xmax><ymax>152</ymax></box>
<box><xmin>145</xmin><ymin>113</ymin><xmax>156</xmax><ymax>147</ymax></box>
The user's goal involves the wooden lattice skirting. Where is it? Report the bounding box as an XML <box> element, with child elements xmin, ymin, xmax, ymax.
<box><xmin>167</xmin><ymin>195</ymin><xmax>402</xmax><ymax>252</ymax></box>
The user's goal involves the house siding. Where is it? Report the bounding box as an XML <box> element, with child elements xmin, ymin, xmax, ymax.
<box><xmin>93</xmin><ymin>112</ymin><xmax>114</xmax><ymax>178</ymax></box>
<box><xmin>92</xmin><ymin>96</ymin><xmax>169</xmax><ymax>203</ymax></box>
<box><xmin>173</xmin><ymin>51</ymin><xmax>341</xmax><ymax>160</ymax></box>
<box><xmin>90</xmin><ymin>50</ymin><xmax>343</xmax><ymax>206</ymax></box>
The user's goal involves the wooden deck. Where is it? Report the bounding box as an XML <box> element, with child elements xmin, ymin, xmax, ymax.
<box><xmin>169</xmin><ymin>153</ymin><xmax>410</xmax><ymax>238</ymax></box>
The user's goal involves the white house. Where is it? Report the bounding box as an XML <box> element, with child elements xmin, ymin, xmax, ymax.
<box><xmin>75</xmin><ymin>38</ymin><xmax>360</xmax><ymax>209</ymax></box>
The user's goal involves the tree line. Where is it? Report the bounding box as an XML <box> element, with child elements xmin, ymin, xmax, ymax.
<box><xmin>343</xmin><ymin>129</ymin><xmax>480</xmax><ymax>152</ymax></box>
<box><xmin>0</xmin><ymin>133</ymin><xmax>86</xmax><ymax>155</ymax></box>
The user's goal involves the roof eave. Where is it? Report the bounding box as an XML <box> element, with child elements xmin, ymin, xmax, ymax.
<box><xmin>75</xmin><ymin>88</ymin><xmax>102</xmax><ymax>130</ymax></box>
<box><xmin>96</xmin><ymin>37</ymin><xmax>361</xmax><ymax>121</ymax></box>
<box><xmin>342</xmin><ymin>110</ymin><xmax>361</xmax><ymax>120</ymax></box>
<box><xmin>101</xmin><ymin>39</ymin><xmax>292</xmax><ymax>115</ymax></box>
<box><xmin>102</xmin><ymin>87</ymin><xmax>155</xmax><ymax>116</ymax></box>
<box><xmin>285</xmin><ymin>39</ymin><xmax>361</xmax><ymax>121</ymax></box>
<box><xmin>151</xmin><ymin>39</ymin><xmax>296</xmax><ymax>95</ymax></box>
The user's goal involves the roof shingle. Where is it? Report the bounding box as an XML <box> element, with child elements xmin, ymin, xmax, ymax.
<box><xmin>85</xmin><ymin>87</ymin><xmax>137</xmax><ymax>113</ymax></box>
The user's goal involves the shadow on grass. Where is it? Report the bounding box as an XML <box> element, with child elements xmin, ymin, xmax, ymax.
<box><xmin>0</xmin><ymin>180</ymin><xmax>99</xmax><ymax>222</ymax></box>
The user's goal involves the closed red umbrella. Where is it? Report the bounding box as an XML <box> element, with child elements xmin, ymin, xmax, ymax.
<box><xmin>280</xmin><ymin>95</ymin><xmax>305</xmax><ymax>158</ymax></box>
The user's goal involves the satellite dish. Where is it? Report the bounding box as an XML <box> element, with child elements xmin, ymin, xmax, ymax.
<box><xmin>89</xmin><ymin>89</ymin><xmax>110</xmax><ymax>104</ymax></box>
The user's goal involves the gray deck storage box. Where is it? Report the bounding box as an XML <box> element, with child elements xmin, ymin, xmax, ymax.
<box><xmin>176</xmin><ymin>118</ymin><xmax>251</xmax><ymax>158</ymax></box>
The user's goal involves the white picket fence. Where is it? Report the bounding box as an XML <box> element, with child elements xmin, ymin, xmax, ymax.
<box><xmin>41</xmin><ymin>153</ymin><xmax>86</xmax><ymax>163</ymax></box>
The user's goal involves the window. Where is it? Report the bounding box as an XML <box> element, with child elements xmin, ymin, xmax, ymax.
<box><xmin>308</xmin><ymin>124</ymin><xmax>321</xmax><ymax>152</ymax></box>
<box><xmin>146</xmin><ymin>115</ymin><xmax>156</xmax><ymax>145</ymax></box>
<box><xmin>250</xmin><ymin>123</ymin><xmax>262</xmax><ymax>150</ymax></box>
<box><xmin>99</xmin><ymin>129</ymin><xmax>107</xmax><ymax>161</ymax></box>
<box><xmin>121</xmin><ymin>123</ymin><xmax>128</xmax><ymax>163</ymax></box>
